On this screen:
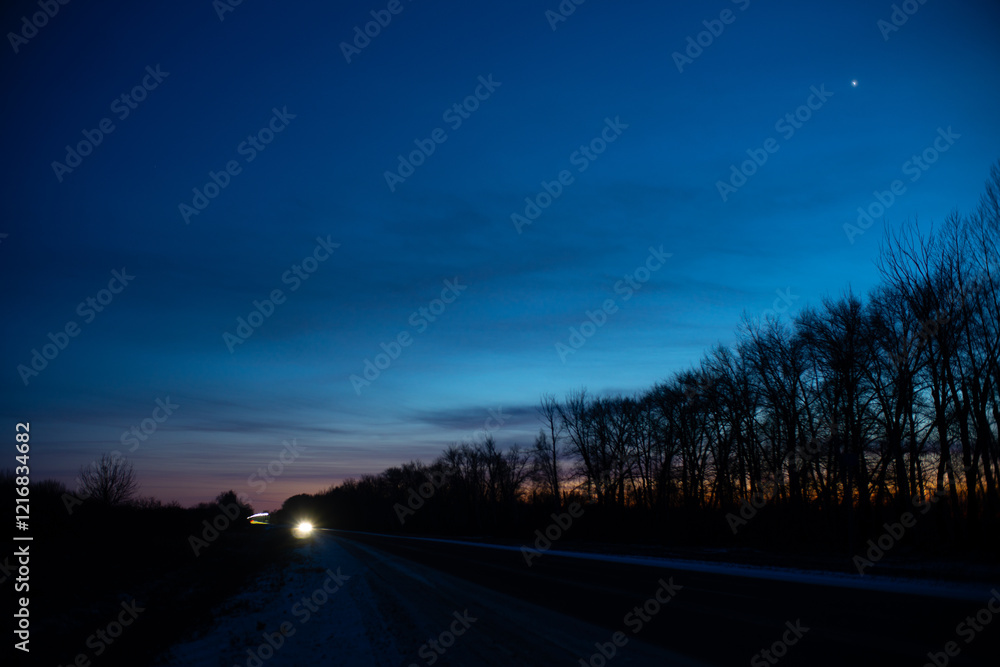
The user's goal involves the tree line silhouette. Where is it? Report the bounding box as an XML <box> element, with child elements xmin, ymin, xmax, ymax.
<box><xmin>285</xmin><ymin>162</ymin><xmax>1000</xmax><ymax>555</ymax></box>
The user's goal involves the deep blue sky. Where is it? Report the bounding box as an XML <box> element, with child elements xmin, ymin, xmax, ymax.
<box><xmin>2</xmin><ymin>0</ymin><xmax>998</xmax><ymax>509</ymax></box>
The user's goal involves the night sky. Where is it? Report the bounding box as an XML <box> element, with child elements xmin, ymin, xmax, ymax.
<box><xmin>2</xmin><ymin>0</ymin><xmax>998</xmax><ymax>509</ymax></box>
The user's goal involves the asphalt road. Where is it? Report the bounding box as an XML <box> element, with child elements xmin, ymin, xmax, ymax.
<box><xmin>334</xmin><ymin>530</ymin><xmax>999</xmax><ymax>666</ymax></box>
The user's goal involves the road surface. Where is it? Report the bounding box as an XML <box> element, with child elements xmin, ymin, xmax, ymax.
<box><xmin>156</xmin><ymin>530</ymin><xmax>999</xmax><ymax>666</ymax></box>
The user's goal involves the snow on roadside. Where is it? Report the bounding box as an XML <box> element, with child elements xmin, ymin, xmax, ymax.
<box><xmin>154</xmin><ymin>535</ymin><xmax>397</xmax><ymax>666</ymax></box>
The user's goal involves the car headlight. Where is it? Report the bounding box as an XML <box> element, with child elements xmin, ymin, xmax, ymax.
<box><xmin>295</xmin><ymin>521</ymin><xmax>313</xmax><ymax>536</ymax></box>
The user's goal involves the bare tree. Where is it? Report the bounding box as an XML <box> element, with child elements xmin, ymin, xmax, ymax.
<box><xmin>533</xmin><ymin>394</ymin><xmax>564</xmax><ymax>501</ymax></box>
<box><xmin>215</xmin><ymin>489</ymin><xmax>254</xmax><ymax>519</ymax></box>
<box><xmin>560</xmin><ymin>389</ymin><xmax>603</xmax><ymax>503</ymax></box>
<box><xmin>78</xmin><ymin>453</ymin><xmax>139</xmax><ymax>505</ymax></box>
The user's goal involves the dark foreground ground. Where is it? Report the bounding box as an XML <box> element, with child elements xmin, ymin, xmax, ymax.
<box><xmin>146</xmin><ymin>529</ymin><xmax>1000</xmax><ymax>666</ymax></box>
<box><xmin>11</xmin><ymin>498</ymin><xmax>999</xmax><ymax>666</ymax></box>
<box><xmin>336</xmin><ymin>531</ymin><xmax>1000</xmax><ymax>666</ymax></box>
<box><xmin>12</xmin><ymin>505</ymin><xmax>298</xmax><ymax>667</ymax></box>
